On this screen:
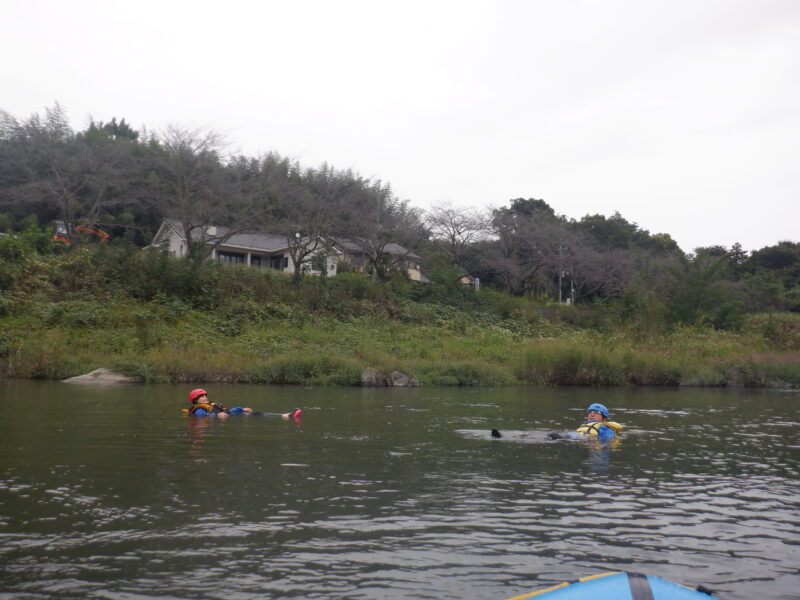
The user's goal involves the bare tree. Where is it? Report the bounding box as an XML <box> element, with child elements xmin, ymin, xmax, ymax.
<box><xmin>545</xmin><ymin>228</ymin><xmax>632</xmax><ymax>302</ymax></box>
<box><xmin>254</xmin><ymin>159</ymin><xmax>356</xmax><ymax>282</ymax></box>
<box><xmin>484</xmin><ymin>206</ymin><xmax>560</xmax><ymax>295</ymax></box>
<box><xmin>143</xmin><ymin>125</ymin><xmax>254</xmax><ymax>259</ymax></box>
<box><xmin>425</xmin><ymin>201</ymin><xmax>489</xmax><ymax>277</ymax></box>
<box><xmin>343</xmin><ymin>183</ymin><xmax>428</xmax><ymax>281</ymax></box>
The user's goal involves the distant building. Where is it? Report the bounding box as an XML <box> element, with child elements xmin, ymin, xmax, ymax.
<box><xmin>459</xmin><ymin>273</ymin><xmax>480</xmax><ymax>290</ymax></box>
<box><xmin>149</xmin><ymin>219</ymin><xmax>336</xmax><ymax>276</ymax></box>
<box><xmin>330</xmin><ymin>237</ymin><xmax>427</xmax><ymax>282</ymax></box>
<box><xmin>149</xmin><ymin>219</ymin><xmax>426</xmax><ymax>281</ymax></box>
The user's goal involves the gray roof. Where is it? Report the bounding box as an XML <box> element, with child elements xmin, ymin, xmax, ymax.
<box><xmin>221</xmin><ymin>230</ymin><xmax>290</xmax><ymax>252</ymax></box>
<box><xmin>160</xmin><ymin>219</ymin><xmax>290</xmax><ymax>252</ymax></box>
<box><xmin>330</xmin><ymin>236</ymin><xmax>421</xmax><ymax>259</ymax></box>
<box><xmin>159</xmin><ymin>220</ymin><xmax>418</xmax><ymax>258</ymax></box>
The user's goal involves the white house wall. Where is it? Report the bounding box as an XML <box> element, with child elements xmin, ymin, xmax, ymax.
<box><xmin>153</xmin><ymin>223</ymin><xmax>417</xmax><ymax>281</ymax></box>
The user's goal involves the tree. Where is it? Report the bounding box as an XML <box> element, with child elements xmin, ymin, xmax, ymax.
<box><xmin>749</xmin><ymin>241</ymin><xmax>800</xmax><ymax>287</ymax></box>
<box><xmin>506</xmin><ymin>197</ymin><xmax>557</xmax><ymax>220</ymax></box>
<box><xmin>485</xmin><ymin>205</ymin><xmax>558</xmax><ymax>295</ymax></box>
<box><xmin>333</xmin><ymin>178</ymin><xmax>427</xmax><ymax>281</ymax></box>
<box><xmin>143</xmin><ymin>125</ymin><xmax>253</xmax><ymax>260</ymax></box>
<box><xmin>425</xmin><ymin>201</ymin><xmax>489</xmax><ymax>280</ymax></box>
<box><xmin>482</xmin><ymin>199</ymin><xmax>634</xmax><ymax>301</ymax></box>
<box><xmin>551</xmin><ymin>238</ymin><xmax>632</xmax><ymax>302</ymax></box>
<box><xmin>250</xmin><ymin>158</ymin><xmax>358</xmax><ymax>282</ymax></box>
<box><xmin>0</xmin><ymin>105</ymin><xmax>136</xmax><ymax>239</ymax></box>
<box><xmin>660</xmin><ymin>253</ymin><xmax>745</xmax><ymax>328</ymax></box>
<box><xmin>743</xmin><ymin>241</ymin><xmax>800</xmax><ymax>312</ymax></box>
<box><xmin>575</xmin><ymin>211</ymin><xmax>682</xmax><ymax>256</ymax></box>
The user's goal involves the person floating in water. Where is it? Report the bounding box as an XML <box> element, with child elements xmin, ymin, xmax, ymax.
<box><xmin>574</xmin><ymin>403</ymin><xmax>622</xmax><ymax>441</ymax></box>
<box><xmin>543</xmin><ymin>402</ymin><xmax>622</xmax><ymax>441</ymax></box>
<box><xmin>184</xmin><ymin>388</ymin><xmax>302</xmax><ymax>420</ymax></box>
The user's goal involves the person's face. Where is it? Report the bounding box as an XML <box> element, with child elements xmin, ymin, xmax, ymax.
<box><xmin>197</xmin><ymin>394</ymin><xmax>209</xmax><ymax>404</ymax></box>
<box><xmin>586</xmin><ymin>409</ymin><xmax>604</xmax><ymax>421</ymax></box>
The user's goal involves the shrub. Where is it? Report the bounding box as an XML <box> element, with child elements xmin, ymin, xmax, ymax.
<box><xmin>742</xmin><ymin>312</ymin><xmax>800</xmax><ymax>351</ymax></box>
<box><xmin>44</xmin><ymin>300</ymin><xmax>105</xmax><ymax>328</ymax></box>
<box><xmin>259</xmin><ymin>355</ymin><xmax>362</xmax><ymax>385</ymax></box>
<box><xmin>416</xmin><ymin>360</ymin><xmax>514</xmax><ymax>386</ymax></box>
<box><xmin>514</xmin><ymin>343</ymin><xmax>627</xmax><ymax>386</ymax></box>
<box><xmin>721</xmin><ymin>354</ymin><xmax>800</xmax><ymax>387</ymax></box>
<box><xmin>3</xmin><ymin>329</ymin><xmax>82</xmax><ymax>379</ymax></box>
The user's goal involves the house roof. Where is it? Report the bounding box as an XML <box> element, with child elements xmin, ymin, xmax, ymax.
<box><xmin>330</xmin><ymin>236</ymin><xmax>421</xmax><ymax>260</ymax></box>
<box><xmin>157</xmin><ymin>220</ymin><xmax>418</xmax><ymax>259</ymax></box>
<box><xmin>222</xmin><ymin>230</ymin><xmax>291</xmax><ymax>252</ymax></box>
<box><xmin>159</xmin><ymin>219</ymin><xmax>290</xmax><ymax>253</ymax></box>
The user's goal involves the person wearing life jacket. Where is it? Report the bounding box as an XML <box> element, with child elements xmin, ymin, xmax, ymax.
<box><xmin>576</xmin><ymin>403</ymin><xmax>622</xmax><ymax>441</ymax></box>
<box><xmin>185</xmin><ymin>389</ymin><xmax>252</xmax><ymax>418</ymax></box>
<box><xmin>183</xmin><ymin>389</ymin><xmax>303</xmax><ymax>420</ymax></box>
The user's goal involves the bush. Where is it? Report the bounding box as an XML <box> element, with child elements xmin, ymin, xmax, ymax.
<box><xmin>683</xmin><ymin>353</ymin><xmax>800</xmax><ymax>388</ymax></box>
<box><xmin>3</xmin><ymin>329</ymin><xmax>81</xmax><ymax>379</ymax></box>
<box><xmin>511</xmin><ymin>342</ymin><xmax>684</xmax><ymax>386</ymax></box>
<box><xmin>514</xmin><ymin>344</ymin><xmax>627</xmax><ymax>386</ymax></box>
<box><xmin>45</xmin><ymin>300</ymin><xmax>105</xmax><ymax>328</ymax></box>
<box><xmin>329</xmin><ymin>272</ymin><xmax>383</xmax><ymax>300</ymax></box>
<box><xmin>258</xmin><ymin>355</ymin><xmax>362</xmax><ymax>385</ymax></box>
<box><xmin>742</xmin><ymin>312</ymin><xmax>800</xmax><ymax>351</ymax></box>
<box><xmin>416</xmin><ymin>360</ymin><xmax>514</xmax><ymax>386</ymax></box>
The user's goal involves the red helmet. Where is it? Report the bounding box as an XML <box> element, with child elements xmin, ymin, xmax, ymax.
<box><xmin>188</xmin><ymin>388</ymin><xmax>208</xmax><ymax>403</ymax></box>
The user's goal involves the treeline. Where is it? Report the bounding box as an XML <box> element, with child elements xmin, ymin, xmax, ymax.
<box><xmin>1</xmin><ymin>105</ymin><xmax>798</xmax><ymax>330</ymax></box>
<box><xmin>428</xmin><ymin>198</ymin><xmax>800</xmax><ymax>329</ymax></box>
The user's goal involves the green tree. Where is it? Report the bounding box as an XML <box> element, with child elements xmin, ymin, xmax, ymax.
<box><xmin>0</xmin><ymin>106</ymin><xmax>141</xmax><ymax>240</ymax></box>
<box><xmin>663</xmin><ymin>254</ymin><xmax>744</xmax><ymax>328</ymax></box>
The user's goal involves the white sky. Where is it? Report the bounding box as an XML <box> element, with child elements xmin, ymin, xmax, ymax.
<box><xmin>2</xmin><ymin>0</ymin><xmax>798</xmax><ymax>253</ymax></box>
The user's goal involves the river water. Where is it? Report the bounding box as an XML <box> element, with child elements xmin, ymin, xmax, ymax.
<box><xmin>0</xmin><ymin>381</ymin><xmax>798</xmax><ymax>599</ymax></box>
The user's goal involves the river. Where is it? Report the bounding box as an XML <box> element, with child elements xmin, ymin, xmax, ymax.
<box><xmin>0</xmin><ymin>381</ymin><xmax>798</xmax><ymax>599</ymax></box>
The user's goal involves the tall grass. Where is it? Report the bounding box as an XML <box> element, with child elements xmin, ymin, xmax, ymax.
<box><xmin>1</xmin><ymin>246</ymin><xmax>798</xmax><ymax>387</ymax></box>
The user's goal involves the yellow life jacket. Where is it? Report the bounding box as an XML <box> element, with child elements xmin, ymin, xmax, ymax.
<box><xmin>576</xmin><ymin>420</ymin><xmax>623</xmax><ymax>436</ymax></box>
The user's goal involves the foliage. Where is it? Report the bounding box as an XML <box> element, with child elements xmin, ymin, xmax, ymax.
<box><xmin>0</xmin><ymin>105</ymin><xmax>798</xmax><ymax>389</ymax></box>
<box><xmin>1</xmin><ymin>243</ymin><xmax>797</xmax><ymax>388</ymax></box>
<box><xmin>1</xmin><ymin>104</ymin><xmax>797</xmax><ymax>313</ymax></box>
<box><xmin>742</xmin><ymin>312</ymin><xmax>800</xmax><ymax>351</ymax></box>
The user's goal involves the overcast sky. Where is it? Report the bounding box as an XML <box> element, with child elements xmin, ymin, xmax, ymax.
<box><xmin>3</xmin><ymin>0</ymin><xmax>798</xmax><ymax>253</ymax></box>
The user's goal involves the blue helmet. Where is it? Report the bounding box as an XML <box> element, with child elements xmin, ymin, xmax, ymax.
<box><xmin>586</xmin><ymin>403</ymin><xmax>609</xmax><ymax>418</ymax></box>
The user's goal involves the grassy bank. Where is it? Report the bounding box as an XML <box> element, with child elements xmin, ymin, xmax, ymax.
<box><xmin>1</xmin><ymin>244</ymin><xmax>799</xmax><ymax>387</ymax></box>
<box><xmin>3</xmin><ymin>297</ymin><xmax>799</xmax><ymax>388</ymax></box>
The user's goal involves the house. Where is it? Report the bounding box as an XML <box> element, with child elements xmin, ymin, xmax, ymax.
<box><xmin>459</xmin><ymin>273</ymin><xmax>480</xmax><ymax>290</ymax></box>
<box><xmin>149</xmin><ymin>219</ymin><xmax>338</xmax><ymax>276</ymax></box>
<box><xmin>149</xmin><ymin>220</ymin><xmax>427</xmax><ymax>281</ymax></box>
<box><xmin>331</xmin><ymin>237</ymin><xmax>427</xmax><ymax>282</ymax></box>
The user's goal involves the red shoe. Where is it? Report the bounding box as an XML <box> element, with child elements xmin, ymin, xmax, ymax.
<box><xmin>290</xmin><ymin>409</ymin><xmax>303</xmax><ymax>419</ymax></box>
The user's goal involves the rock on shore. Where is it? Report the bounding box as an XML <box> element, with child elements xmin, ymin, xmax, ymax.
<box><xmin>62</xmin><ymin>368</ymin><xmax>142</xmax><ymax>384</ymax></box>
<box><xmin>360</xmin><ymin>368</ymin><xmax>420</xmax><ymax>387</ymax></box>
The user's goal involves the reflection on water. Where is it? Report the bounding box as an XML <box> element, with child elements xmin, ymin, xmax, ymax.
<box><xmin>0</xmin><ymin>382</ymin><xmax>798</xmax><ymax>599</ymax></box>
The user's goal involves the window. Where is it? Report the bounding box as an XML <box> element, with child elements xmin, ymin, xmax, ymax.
<box><xmin>218</xmin><ymin>251</ymin><xmax>245</xmax><ymax>265</ymax></box>
<box><xmin>269</xmin><ymin>254</ymin><xmax>286</xmax><ymax>270</ymax></box>
<box><xmin>251</xmin><ymin>255</ymin><xmax>262</xmax><ymax>268</ymax></box>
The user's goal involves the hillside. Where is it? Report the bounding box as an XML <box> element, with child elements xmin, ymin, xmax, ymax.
<box><xmin>1</xmin><ymin>240</ymin><xmax>798</xmax><ymax>387</ymax></box>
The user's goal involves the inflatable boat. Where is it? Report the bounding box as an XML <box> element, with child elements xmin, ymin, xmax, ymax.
<box><xmin>505</xmin><ymin>571</ymin><xmax>716</xmax><ymax>599</ymax></box>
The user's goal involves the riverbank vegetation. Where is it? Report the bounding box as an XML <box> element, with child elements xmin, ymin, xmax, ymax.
<box><xmin>1</xmin><ymin>235</ymin><xmax>798</xmax><ymax>387</ymax></box>
<box><xmin>1</xmin><ymin>105</ymin><xmax>798</xmax><ymax>387</ymax></box>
